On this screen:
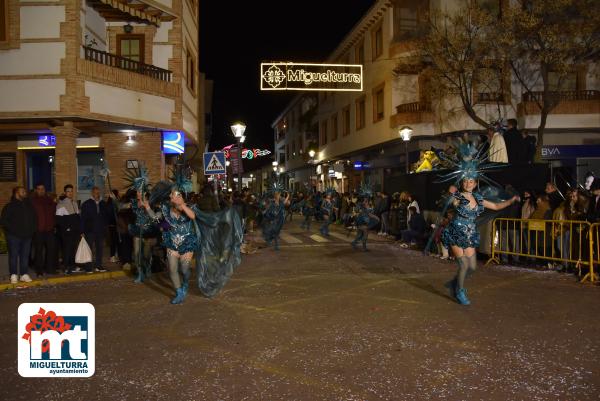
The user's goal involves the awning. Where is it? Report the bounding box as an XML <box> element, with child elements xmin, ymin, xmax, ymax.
<box><xmin>88</xmin><ymin>0</ymin><xmax>177</xmax><ymax>27</ymax></box>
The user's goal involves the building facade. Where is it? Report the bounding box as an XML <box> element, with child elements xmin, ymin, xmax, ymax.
<box><xmin>0</xmin><ymin>0</ymin><xmax>202</xmax><ymax>207</ymax></box>
<box><xmin>272</xmin><ymin>0</ymin><xmax>600</xmax><ymax>194</ymax></box>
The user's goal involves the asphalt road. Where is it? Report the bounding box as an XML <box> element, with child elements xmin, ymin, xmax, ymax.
<box><xmin>1</xmin><ymin>223</ymin><xmax>599</xmax><ymax>401</ymax></box>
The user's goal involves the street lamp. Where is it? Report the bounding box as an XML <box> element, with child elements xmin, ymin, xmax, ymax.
<box><xmin>308</xmin><ymin>149</ymin><xmax>316</xmax><ymax>159</ymax></box>
<box><xmin>250</xmin><ymin>173</ymin><xmax>254</xmax><ymax>191</ymax></box>
<box><xmin>399</xmin><ymin>126</ymin><xmax>413</xmax><ymax>174</ymax></box>
<box><xmin>308</xmin><ymin>149</ymin><xmax>316</xmax><ymax>189</ymax></box>
<box><xmin>230</xmin><ymin>122</ymin><xmax>246</xmax><ymax>192</ymax></box>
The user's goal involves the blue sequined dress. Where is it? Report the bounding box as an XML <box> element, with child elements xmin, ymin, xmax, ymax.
<box><xmin>441</xmin><ymin>192</ymin><xmax>484</xmax><ymax>249</ymax></box>
<box><xmin>262</xmin><ymin>199</ymin><xmax>286</xmax><ymax>243</ymax></box>
<box><xmin>159</xmin><ymin>203</ymin><xmax>201</xmax><ymax>254</ymax></box>
<box><xmin>129</xmin><ymin>199</ymin><xmax>158</xmax><ymax>237</ymax></box>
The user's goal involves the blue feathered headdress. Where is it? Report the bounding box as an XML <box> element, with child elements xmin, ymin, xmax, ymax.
<box><xmin>358</xmin><ymin>180</ymin><xmax>373</xmax><ymax>199</ymax></box>
<box><xmin>149</xmin><ymin>159</ymin><xmax>193</xmax><ymax>205</ymax></box>
<box><xmin>123</xmin><ymin>166</ymin><xmax>150</xmax><ymax>193</ymax></box>
<box><xmin>324</xmin><ymin>186</ymin><xmax>335</xmax><ymax>196</ymax></box>
<box><xmin>436</xmin><ymin>134</ymin><xmax>504</xmax><ymax>187</ymax></box>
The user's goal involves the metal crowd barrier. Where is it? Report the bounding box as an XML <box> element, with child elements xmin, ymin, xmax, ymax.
<box><xmin>485</xmin><ymin>218</ymin><xmax>597</xmax><ymax>284</ymax></box>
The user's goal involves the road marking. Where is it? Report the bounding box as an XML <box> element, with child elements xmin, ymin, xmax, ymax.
<box><xmin>309</xmin><ymin>234</ymin><xmax>330</xmax><ymax>243</ymax></box>
<box><xmin>279</xmin><ymin>232</ymin><xmax>303</xmax><ymax>244</ymax></box>
<box><xmin>327</xmin><ymin>231</ymin><xmax>353</xmax><ymax>242</ymax></box>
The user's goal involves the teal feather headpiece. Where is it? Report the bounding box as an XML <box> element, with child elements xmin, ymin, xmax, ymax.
<box><xmin>324</xmin><ymin>186</ymin><xmax>335</xmax><ymax>196</ymax></box>
<box><xmin>123</xmin><ymin>166</ymin><xmax>150</xmax><ymax>193</ymax></box>
<box><xmin>437</xmin><ymin>134</ymin><xmax>504</xmax><ymax>187</ymax></box>
<box><xmin>358</xmin><ymin>180</ymin><xmax>373</xmax><ymax>199</ymax></box>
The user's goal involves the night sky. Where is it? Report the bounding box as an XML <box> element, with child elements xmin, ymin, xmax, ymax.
<box><xmin>199</xmin><ymin>1</ymin><xmax>376</xmax><ymax>170</ymax></box>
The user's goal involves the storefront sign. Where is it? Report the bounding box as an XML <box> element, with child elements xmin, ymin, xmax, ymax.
<box><xmin>328</xmin><ymin>168</ymin><xmax>336</xmax><ymax>178</ymax></box>
<box><xmin>38</xmin><ymin>135</ymin><xmax>56</xmax><ymax>147</ymax></box>
<box><xmin>541</xmin><ymin>145</ymin><xmax>600</xmax><ymax>159</ymax></box>
<box><xmin>353</xmin><ymin>161</ymin><xmax>370</xmax><ymax>170</ymax></box>
<box><xmin>261</xmin><ymin>62</ymin><xmax>363</xmax><ymax>91</ymax></box>
<box><xmin>162</xmin><ymin>131</ymin><xmax>185</xmax><ymax>154</ymax></box>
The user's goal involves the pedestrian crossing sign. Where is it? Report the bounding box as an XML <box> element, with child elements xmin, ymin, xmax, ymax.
<box><xmin>203</xmin><ymin>152</ymin><xmax>226</xmax><ymax>175</ymax></box>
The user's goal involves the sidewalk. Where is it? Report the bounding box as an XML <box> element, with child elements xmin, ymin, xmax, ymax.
<box><xmin>0</xmin><ymin>258</ymin><xmax>128</xmax><ymax>291</ymax></box>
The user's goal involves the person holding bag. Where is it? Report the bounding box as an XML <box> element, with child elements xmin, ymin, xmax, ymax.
<box><xmin>56</xmin><ymin>184</ymin><xmax>82</xmax><ymax>275</ymax></box>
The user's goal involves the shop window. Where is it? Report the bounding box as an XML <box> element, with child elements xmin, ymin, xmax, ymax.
<box><xmin>372</xmin><ymin>24</ymin><xmax>383</xmax><ymax>60</ymax></box>
<box><xmin>373</xmin><ymin>85</ymin><xmax>385</xmax><ymax>122</ymax></box>
<box><xmin>117</xmin><ymin>34</ymin><xmax>144</xmax><ymax>62</ymax></box>
<box><xmin>331</xmin><ymin>113</ymin><xmax>338</xmax><ymax>142</ymax></box>
<box><xmin>186</xmin><ymin>47</ymin><xmax>197</xmax><ymax>95</ymax></box>
<box><xmin>320</xmin><ymin>120</ymin><xmax>328</xmax><ymax>146</ymax></box>
<box><xmin>355</xmin><ymin>96</ymin><xmax>366</xmax><ymax>130</ymax></box>
<box><xmin>393</xmin><ymin>0</ymin><xmax>418</xmax><ymax>40</ymax></box>
<box><xmin>342</xmin><ymin>106</ymin><xmax>351</xmax><ymax>136</ymax></box>
<box><xmin>355</xmin><ymin>39</ymin><xmax>364</xmax><ymax>65</ymax></box>
<box><xmin>0</xmin><ymin>0</ymin><xmax>7</xmax><ymax>42</ymax></box>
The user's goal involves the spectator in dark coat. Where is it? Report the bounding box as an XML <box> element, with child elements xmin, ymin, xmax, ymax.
<box><xmin>30</xmin><ymin>183</ymin><xmax>57</xmax><ymax>276</ymax></box>
<box><xmin>80</xmin><ymin>186</ymin><xmax>110</xmax><ymax>273</ymax></box>
<box><xmin>504</xmin><ymin>119</ymin><xmax>526</xmax><ymax>163</ymax></box>
<box><xmin>1</xmin><ymin>186</ymin><xmax>36</xmax><ymax>283</ymax></box>
<box><xmin>522</xmin><ymin>130</ymin><xmax>537</xmax><ymax>163</ymax></box>
<box><xmin>587</xmin><ymin>179</ymin><xmax>600</xmax><ymax>223</ymax></box>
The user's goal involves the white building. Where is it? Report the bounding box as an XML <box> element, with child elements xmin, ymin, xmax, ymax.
<box><xmin>0</xmin><ymin>0</ymin><xmax>201</xmax><ymax>206</ymax></box>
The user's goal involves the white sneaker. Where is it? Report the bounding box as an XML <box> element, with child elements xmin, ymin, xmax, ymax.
<box><xmin>20</xmin><ymin>274</ymin><xmax>32</xmax><ymax>283</ymax></box>
<box><xmin>94</xmin><ymin>267</ymin><xmax>107</xmax><ymax>272</ymax></box>
<box><xmin>110</xmin><ymin>256</ymin><xmax>119</xmax><ymax>263</ymax></box>
<box><xmin>122</xmin><ymin>263</ymin><xmax>131</xmax><ymax>271</ymax></box>
<box><xmin>73</xmin><ymin>267</ymin><xmax>83</xmax><ymax>273</ymax></box>
<box><xmin>10</xmin><ymin>274</ymin><xmax>18</xmax><ymax>284</ymax></box>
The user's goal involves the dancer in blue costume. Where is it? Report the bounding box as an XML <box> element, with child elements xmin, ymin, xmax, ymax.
<box><xmin>146</xmin><ymin>162</ymin><xmax>243</xmax><ymax>303</ymax></box>
<box><xmin>351</xmin><ymin>183</ymin><xmax>379</xmax><ymax>251</ymax></box>
<box><xmin>438</xmin><ymin>135</ymin><xmax>519</xmax><ymax>305</ymax></box>
<box><xmin>300</xmin><ymin>193</ymin><xmax>315</xmax><ymax>231</ymax></box>
<box><xmin>319</xmin><ymin>189</ymin><xmax>336</xmax><ymax>237</ymax></box>
<box><xmin>261</xmin><ymin>182</ymin><xmax>290</xmax><ymax>251</ymax></box>
<box><xmin>123</xmin><ymin>166</ymin><xmax>157</xmax><ymax>283</ymax></box>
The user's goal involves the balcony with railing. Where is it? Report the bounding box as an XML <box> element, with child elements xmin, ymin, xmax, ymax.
<box><xmin>83</xmin><ymin>46</ymin><xmax>172</xmax><ymax>82</ymax></box>
<box><xmin>77</xmin><ymin>46</ymin><xmax>178</xmax><ymax>98</ymax></box>
<box><xmin>390</xmin><ymin>101</ymin><xmax>433</xmax><ymax>128</ymax></box>
<box><xmin>519</xmin><ymin>90</ymin><xmax>600</xmax><ymax>115</ymax></box>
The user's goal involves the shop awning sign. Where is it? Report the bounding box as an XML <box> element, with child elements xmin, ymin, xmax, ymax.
<box><xmin>162</xmin><ymin>131</ymin><xmax>184</xmax><ymax>154</ymax></box>
<box><xmin>261</xmin><ymin>62</ymin><xmax>363</xmax><ymax>91</ymax></box>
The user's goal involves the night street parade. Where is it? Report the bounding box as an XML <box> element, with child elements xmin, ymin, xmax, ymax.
<box><xmin>0</xmin><ymin>0</ymin><xmax>599</xmax><ymax>400</ymax></box>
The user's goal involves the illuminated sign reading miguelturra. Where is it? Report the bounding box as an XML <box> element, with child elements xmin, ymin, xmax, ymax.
<box><xmin>261</xmin><ymin>63</ymin><xmax>363</xmax><ymax>91</ymax></box>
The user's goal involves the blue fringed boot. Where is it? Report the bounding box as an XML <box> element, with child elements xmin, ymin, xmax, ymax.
<box><xmin>455</xmin><ymin>288</ymin><xmax>470</xmax><ymax>305</ymax></box>
<box><xmin>171</xmin><ymin>287</ymin><xmax>186</xmax><ymax>304</ymax></box>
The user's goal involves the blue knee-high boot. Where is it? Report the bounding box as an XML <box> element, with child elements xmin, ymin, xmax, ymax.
<box><xmin>171</xmin><ymin>287</ymin><xmax>185</xmax><ymax>304</ymax></box>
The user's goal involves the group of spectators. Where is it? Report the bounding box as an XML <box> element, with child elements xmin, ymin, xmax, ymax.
<box><xmin>0</xmin><ymin>183</ymin><xmax>112</xmax><ymax>284</ymax></box>
<box><xmin>483</xmin><ymin>119</ymin><xmax>537</xmax><ymax>164</ymax></box>
<box><xmin>496</xmin><ymin>179</ymin><xmax>600</xmax><ymax>271</ymax></box>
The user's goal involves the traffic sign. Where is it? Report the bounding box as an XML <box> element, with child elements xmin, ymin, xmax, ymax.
<box><xmin>204</xmin><ymin>152</ymin><xmax>226</xmax><ymax>175</ymax></box>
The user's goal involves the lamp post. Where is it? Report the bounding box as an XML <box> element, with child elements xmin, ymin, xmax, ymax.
<box><xmin>399</xmin><ymin>126</ymin><xmax>413</xmax><ymax>174</ymax></box>
<box><xmin>230</xmin><ymin>122</ymin><xmax>246</xmax><ymax>192</ymax></box>
<box><xmin>308</xmin><ymin>149</ymin><xmax>316</xmax><ymax>190</ymax></box>
<box><xmin>250</xmin><ymin>173</ymin><xmax>254</xmax><ymax>192</ymax></box>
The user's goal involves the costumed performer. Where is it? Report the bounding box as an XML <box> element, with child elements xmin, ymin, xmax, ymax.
<box><xmin>261</xmin><ymin>182</ymin><xmax>290</xmax><ymax>251</ymax></box>
<box><xmin>438</xmin><ymin>138</ymin><xmax>519</xmax><ymax>306</ymax></box>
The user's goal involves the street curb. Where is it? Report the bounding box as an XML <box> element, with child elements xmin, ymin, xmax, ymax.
<box><xmin>0</xmin><ymin>270</ymin><xmax>128</xmax><ymax>291</ymax></box>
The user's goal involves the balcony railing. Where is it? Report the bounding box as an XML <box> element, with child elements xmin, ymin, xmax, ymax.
<box><xmin>395</xmin><ymin>101</ymin><xmax>432</xmax><ymax>114</ymax></box>
<box><xmin>522</xmin><ymin>90</ymin><xmax>600</xmax><ymax>102</ymax></box>
<box><xmin>83</xmin><ymin>46</ymin><xmax>172</xmax><ymax>82</ymax></box>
